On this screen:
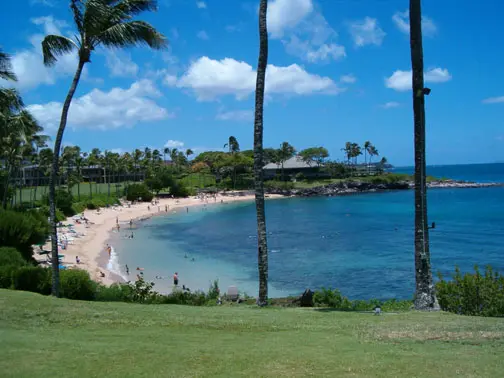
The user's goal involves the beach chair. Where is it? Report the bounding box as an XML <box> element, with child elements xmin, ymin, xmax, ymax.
<box><xmin>227</xmin><ymin>286</ymin><xmax>239</xmax><ymax>302</ymax></box>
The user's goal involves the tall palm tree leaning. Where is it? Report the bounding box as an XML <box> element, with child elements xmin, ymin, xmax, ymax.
<box><xmin>42</xmin><ymin>0</ymin><xmax>167</xmax><ymax>297</ymax></box>
<box><xmin>253</xmin><ymin>0</ymin><xmax>269</xmax><ymax>306</ymax></box>
<box><xmin>409</xmin><ymin>0</ymin><xmax>438</xmax><ymax>310</ymax></box>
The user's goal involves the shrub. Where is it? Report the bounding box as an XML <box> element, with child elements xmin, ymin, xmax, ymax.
<box><xmin>312</xmin><ymin>287</ymin><xmax>412</xmax><ymax>312</ymax></box>
<box><xmin>436</xmin><ymin>265</ymin><xmax>504</xmax><ymax>317</ymax></box>
<box><xmin>0</xmin><ymin>247</ymin><xmax>27</xmax><ymax>267</ymax></box>
<box><xmin>43</xmin><ymin>189</ymin><xmax>75</xmax><ymax>217</ymax></box>
<box><xmin>264</xmin><ymin>180</ymin><xmax>295</xmax><ymax>191</ymax></box>
<box><xmin>0</xmin><ymin>266</ymin><xmax>17</xmax><ymax>289</ymax></box>
<box><xmin>38</xmin><ymin>205</ymin><xmax>66</xmax><ymax>222</ymax></box>
<box><xmin>170</xmin><ymin>182</ymin><xmax>192</xmax><ymax>198</ymax></box>
<box><xmin>12</xmin><ymin>266</ymin><xmax>51</xmax><ymax>295</ymax></box>
<box><xmin>60</xmin><ymin>269</ymin><xmax>96</xmax><ymax>300</ymax></box>
<box><xmin>124</xmin><ymin>183</ymin><xmax>153</xmax><ymax>202</ymax></box>
<box><xmin>95</xmin><ymin>283</ymin><xmax>134</xmax><ymax>302</ymax></box>
<box><xmin>0</xmin><ymin>210</ymin><xmax>50</xmax><ymax>261</ymax></box>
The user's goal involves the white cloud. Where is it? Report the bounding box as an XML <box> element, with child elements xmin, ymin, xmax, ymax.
<box><xmin>0</xmin><ymin>16</ymin><xmax>80</xmax><ymax>90</ymax></box>
<box><xmin>28</xmin><ymin>80</ymin><xmax>172</xmax><ymax>131</ymax></box>
<box><xmin>196</xmin><ymin>1</ymin><xmax>207</xmax><ymax>9</ymax></box>
<box><xmin>164</xmin><ymin>140</ymin><xmax>185</xmax><ymax>148</ymax></box>
<box><xmin>392</xmin><ymin>11</ymin><xmax>437</xmax><ymax>37</ymax></box>
<box><xmin>380</xmin><ymin>101</ymin><xmax>400</xmax><ymax>109</ymax></box>
<box><xmin>216</xmin><ymin>110</ymin><xmax>253</xmax><ymax>122</ymax></box>
<box><xmin>197</xmin><ymin>30</ymin><xmax>209</xmax><ymax>40</ymax></box>
<box><xmin>105</xmin><ymin>50</ymin><xmax>138</xmax><ymax>77</ymax></box>
<box><xmin>385</xmin><ymin>68</ymin><xmax>452</xmax><ymax>91</ymax></box>
<box><xmin>268</xmin><ymin>0</ymin><xmax>313</xmax><ymax>38</ymax></box>
<box><xmin>340</xmin><ymin>74</ymin><xmax>356</xmax><ymax>84</ymax></box>
<box><xmin>167</xmin><ymin>56</ymin><xmax>341</xmax><ymax>101</ymax></box>
<box><xmin>482</xmin><ymin>96</ymin><xmax>504</xmax><ymax>104</ymax></box>
<box><xmin>267</xmin><ymin>0</ymin><xmax>345</xmax><ymax>63</ymax></box>
<box><xmin>349</xmin><ymin>17</ymin><xmax>386</xmax><ymax>47</ymax></box>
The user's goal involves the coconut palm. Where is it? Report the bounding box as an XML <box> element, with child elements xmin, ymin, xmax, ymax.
<box><xmin>163</xmin><ymin>147</ymin><xmax>170</xmax><ymax>164</ymax></box>
<box><xmin>185</xmin><ymin>148</ymin><xmax>193</xmax><ymax>159</ymax></box>
<box><xmin>363</xmin><ymin>141</ymin><xmax>371</xmax><ymax>172</ymax></box>
<box><xmin>410</xmin><ymin>0</ymin><xmax>438</xmax><ymax>310</ymax></box>
<box><xmin>277</xmin><ymin>142</ymin><xmax>295</xmax><ymax>181</ymax></box>
<box><xmin>253</xmin><ymin>0</ymin><xmax>269</xmax><ymax>306</ymax></box>
<box><xmin>41</xmin><ymin>0</ymin><xmax>167</xmax><ymax>296</ymax></box>
<box><xmin>0</xmin><ymin>48</ymin><xmax>17</xmax><ymax>82</ymax></box>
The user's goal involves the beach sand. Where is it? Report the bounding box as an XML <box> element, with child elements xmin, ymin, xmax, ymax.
<box><xmin>35</xmin><ymin>192</ymin><xmax>282</xmax><ymax>286</ymax></box>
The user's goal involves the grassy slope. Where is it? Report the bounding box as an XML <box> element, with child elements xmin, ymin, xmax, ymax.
<box><xmin>1</xmin><ymin>290</ymin><xmax>503</xmax><ymax>377</ymax></box>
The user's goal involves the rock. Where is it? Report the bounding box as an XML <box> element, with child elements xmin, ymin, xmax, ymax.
<box><xmin>294</xmin><ymin>289</ymin><xmax>314</xmax><ymax>307</ymax></box>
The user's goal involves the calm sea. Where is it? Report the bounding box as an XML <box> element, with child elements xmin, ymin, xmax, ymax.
<box><xmin>113</xmin><ymin>163</ymin><xmax>504</xmax><ymax>300</ymax></box>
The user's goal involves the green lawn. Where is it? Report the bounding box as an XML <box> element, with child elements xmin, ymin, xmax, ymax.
<box><xmin>1</xmin><ymin>290</ymin><xmax>503</xmax><ymax>377</ymax></box>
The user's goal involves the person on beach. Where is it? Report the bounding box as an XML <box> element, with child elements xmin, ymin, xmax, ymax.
<box><xmin>186</xmin><ymin>207</ymin><xmax>189</xmax><ymax>213</ymax></box>
<box><xmin>106</xmin><ymin>244</ymin><xmax>111</xmax><ymax>256</ymax></box>
<box><xmin>148</xmin><ymin>205</ymin><xmax>150</xmax><ymax>211</ymax></box>
<box><xmin>76</xmin><ymin>256</ymin><xmax>80</xmax><ymax>264</ymax></box>
<box><xmin>173</xmin><ymin>272</ymin><xmax>179</xmax><ymax>286</ymax></box>
<box><xmin>165</xmin><ymin>205</ymin><xmax>168</xmax><ymax>212</ymax></box>
<box><xmin>129</xmin><ymin>219</ymin><xmax>133</xmax><ymax>228</ymax></box>
<box><xmin>116</xmin><ymin>216</ymin><xmax>118</xmax><ymax>224</ymax></box>
<box><xmin>125</xmin><ymin>265</ymin><xmax>129</xmax><ymax>275</ymax></box>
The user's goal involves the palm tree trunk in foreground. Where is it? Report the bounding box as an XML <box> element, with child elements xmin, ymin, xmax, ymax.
<box><xmin>253</xmin><ymin>0</ymin><xmax>269</xmax><ymax>305</ymax></box>
<box><xmin>49</xmin><ymin>60</ymin><xmax>85</xmax><ymax>297</ymax></box>
<box><xmin>410</xmin><ymin>0</ymin><xmax>438</xmax><ymax>310</ymax></box>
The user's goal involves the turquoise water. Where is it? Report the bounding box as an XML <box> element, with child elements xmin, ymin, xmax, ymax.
<box><xmin>114</xmin><ymin>163</ymin><xmax>504</xmax><ymax>300</ymax></box>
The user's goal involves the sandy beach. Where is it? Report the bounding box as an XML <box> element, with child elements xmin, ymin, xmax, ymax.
<box><xmin>35</xmin><ymin>192</ymin><xmax>281</xmax><ymax>286</ymax></box>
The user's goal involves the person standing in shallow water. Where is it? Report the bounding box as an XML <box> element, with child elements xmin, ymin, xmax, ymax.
<box><xmin>173</xmin><ymin>272</ymin><xmax>179</xmax><ymax>286</ymax></box>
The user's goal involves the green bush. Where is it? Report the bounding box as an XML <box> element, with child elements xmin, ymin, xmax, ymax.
<box><xmin>71</xmin><ymin>202</ymin><xmax>86</xmax><ymax>214</ymax></box>
<box><xmin>0</xmin><ymin>210</ymin><xmax>50</xmax><ymax>261</ymax></box>
<box><xmin>43</xmin><ymin>189</ymin><xmax>75</xmax><ymax>216</ymax></box>
<box><xmin>170</xmin><ymin>182</ymin><xmax>192</xmax><ymax>198</ymax></box>
<box><xmin>313</xmin><ymin>287</ymin><xmax>412</xmax><ymax>312</ymax></box>
<box><xmin>124</xmin><ymin>183</ymin><xmax>153</xmax><ymax>202</ymax></box>
<box><xmin>95</xmin><ymin>283</ymin><xmax>134</xmax><ymax>302</ymax></box>
<box><xmin>12</xmin><ymin>266</ymin><xmax>51</xmax><ymax>295</ymax></box>
<box><xmin>264</xmin><ymin>180</ymin><xmax>295</xmax><ymax>191</ymax></box>
<box><xmin>37</xmin><ymin>205</ymin><xmax>66</xmax><ymax>222</ymax></box>
<box><xmin>0</xmin><ymin>266</ymin><xmax>17</xmax><ymax>289</ymax></box>
<box><xmin>0</xmin><ymin>247</ymin><xmax>27</xmax><ymax>267</ymax></box>
<box><xmin>436</xmin><ymin>266</ymin><xmax>504</xmax><ymax>317</ymax></box>
<box><xmin>60</xmin><ymin>269</ymin><xmax>96</xmax><ymax>300</ymax></box>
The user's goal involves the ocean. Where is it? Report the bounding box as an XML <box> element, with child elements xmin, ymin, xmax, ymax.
<box><xmin>111</xmin><ymin>163</ymin><xmax>504</xmax><ymax>300</ymax></box>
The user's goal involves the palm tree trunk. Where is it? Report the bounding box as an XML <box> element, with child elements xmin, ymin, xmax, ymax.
<box><xmin>253</xmin><ymin>0</ymin><xmax>269</xmax><ymax>306</ymax></box>
<box><xmin>2</xmin><ymin>163</ymin><xmax>12</xmax><ymax>209</ymax></box>
<box><xmin>410</xmin><ymin>0</ymin><xmax>438</xmax><ymax>310</ymax></box>
<box><xmin>49</xmin><ymin>59</ymin><xmax>85</xmax><ymax>297</ymax></box>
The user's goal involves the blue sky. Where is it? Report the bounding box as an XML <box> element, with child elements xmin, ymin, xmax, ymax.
<box><xmin>1</xmin><ymin>0</ymin><xmax>503</xmax><ymax>166</ymax></box>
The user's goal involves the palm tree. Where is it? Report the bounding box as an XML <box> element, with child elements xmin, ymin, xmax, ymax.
<box><xmin>185</xmin><ymin>148</ymin><xmax>193</xmax><ymax>159</ymax></box>
<box><xmin>277</xmin><ymin>142</ymin><xmax>295</xmax><ymax>181</ymax></box>
<box><xmin>0</xmin><ymin>48</ymin><xmax>17</xmax><ymax>82</ymax></box>
<box><xmin>163</xmin><ymin>147</ymin><xmax>170</xmax><ymax>165</ymax></box>
<box><xmin>41</xmin><ymin>0</ymin><xmax>167</xmax><ymax>297</ymax></box>
<box><xmin>410</xmin><ymin>0</ymin><xmax>438</xmax><ymax>310</ymax></box>
<box><xmin>363</xmin><ymin>141</ymin><xmax>371</xmax><ymax>172</ymax></box>
<box><xmin>224</xmin><ymin>137</ymin><xmax>240</xmax><ymax>189</ymax></box>
<box><xmin>253</xmin><ymin>0</ymin><xmax>269</xmax><ymax>306</ymax></box>
<box><xmin>368</xmin><ymin>145</ymin><xmax>379</xmax><ymax>174</ymax></box>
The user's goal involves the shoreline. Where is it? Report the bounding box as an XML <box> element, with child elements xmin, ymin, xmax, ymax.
<box><xmin>36</xmin><ymin>192</ymin><xmax>282</xmax><ymax>286</ymax></box>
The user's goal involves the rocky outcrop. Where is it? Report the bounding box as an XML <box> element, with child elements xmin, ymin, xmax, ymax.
<box><xmin>291</xmin><ymin>289</ymin><xmax>314</xmax><ymax>307</ymax></box>
<box><xmin>266</xmin><ymin>180</ymin><xmax>503</xmax><ymax>198</ymax></box>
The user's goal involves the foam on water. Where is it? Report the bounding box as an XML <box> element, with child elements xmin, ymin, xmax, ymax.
<box><xmin>106</xmin><ymin>245</ymin><xmax>129</xmax><ymax>282</ymax></box>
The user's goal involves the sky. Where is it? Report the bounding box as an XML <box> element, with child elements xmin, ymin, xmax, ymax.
<box><xmin>1</xmin><ymin>0</ymin><xmax>503</xmax><ymax>166</ymax></box>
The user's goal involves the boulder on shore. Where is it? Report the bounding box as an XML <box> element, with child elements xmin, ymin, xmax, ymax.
<box><xmin>292</xmin><ymin>289</ymin><xmax>314</xmax><ymax>307</ymax></box>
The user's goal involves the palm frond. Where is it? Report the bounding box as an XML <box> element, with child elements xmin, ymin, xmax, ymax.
<box><xmin>97</xmin><ymin>20</ymin><xmax>167</xmax><ymax>49</ymax></box>
<box><xmin>0</xmin><ymin>48</ymin><xmax>17</xmax><ymax>82</ymax></box>
<box><xmin>111</xmin><ymin>0</ymin><xmax>158</xmax><ymax>16</ymax></box>
<box><xmin>70</xmin><ymin>0</ymin><xmax>85</xmax><ymax>34</ymax></box>
<box><xmin>42</xmin><ymin>35</ymin><xmax>78</xmax><ymax>66</ymax></box>
<box><xmin>0</xmin><ymin>88</ymin><xmax>24</xmax><ymax>113</ymax></box>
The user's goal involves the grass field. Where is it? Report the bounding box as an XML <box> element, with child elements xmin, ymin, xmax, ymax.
<box><xmin>1</xmin><ymin>290</ymin><xmax>503</xmax><ymax>377</ymax></box>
